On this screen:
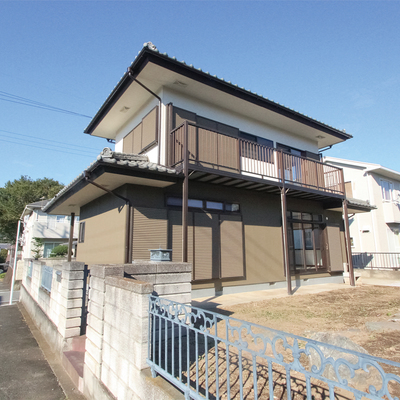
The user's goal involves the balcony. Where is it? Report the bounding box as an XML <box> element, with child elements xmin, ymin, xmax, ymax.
<box><xmin>168</xmin><ymin>122</ymin><xmax>345</xmax><ymax>197</ymax></box>
<box><xmin>382</xmin><ymin>202</ymin><xmax>400</xmax><ymax>224</ymax></box>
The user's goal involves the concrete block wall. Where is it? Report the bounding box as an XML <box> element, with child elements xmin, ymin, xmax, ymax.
<box><xmin>125</xmin><ymin>261</ymin><xmax>192</xmax><ymax>304</ymax></box>
<box><xmin>83</xmin><ymin>261</ymin><xmax>191</xmax><ymax>400</ymax></box>
<box><xmin>20</xmin><ymin>259</ymin><xmax>86</xmax><ymax>353</ymax></box>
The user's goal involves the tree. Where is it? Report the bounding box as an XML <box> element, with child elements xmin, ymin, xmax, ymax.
<box><xmin>32</xmin><ymin>237</ymin><xmax>44</xmax><ymax>260</ymax></box>
<box><xmin>0</xmin><ymin>176</ymin><xmax>64</xmax><ymax>243</ymax></box>
<box><xmin>0</xmin><ymin>248</ymin><xmax>7</xmax><ymax>264</ymax></box>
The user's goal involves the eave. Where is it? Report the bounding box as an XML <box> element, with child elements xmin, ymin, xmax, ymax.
<box><xmin>85</xmin><ymin>46</ymin><xmax>352</xmax><ymax>148</ymax></box>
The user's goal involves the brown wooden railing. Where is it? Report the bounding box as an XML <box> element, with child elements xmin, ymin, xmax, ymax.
<box><xmin>169</xmin><ymin>122</ymin><xmax>345</xmax><ymax>196</ymax></box>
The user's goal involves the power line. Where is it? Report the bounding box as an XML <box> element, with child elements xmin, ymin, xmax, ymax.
<box><xmin>0</xmin><ymin>90</ymin><xmax>92</xmax><ymax>119</ymax></box>
<box><xmin>0</xmin><ymin>138</ymin><xmax>100</xmax><ymax>158</ymax></box>
<box><xmin>0</xmin><ymin>129</ymin><xmax>102</xmax><ymax>152</ymax></box>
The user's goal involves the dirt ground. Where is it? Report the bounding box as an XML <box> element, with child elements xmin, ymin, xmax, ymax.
<box><xmin>221</xmin><ymin>285</ymin><xmax>400</xmax><ymax>363</ymax></box>
<box><xmin>156</xmin><ymin>286</ymin><xmax>400</xmax><ymax>399</ymax></box>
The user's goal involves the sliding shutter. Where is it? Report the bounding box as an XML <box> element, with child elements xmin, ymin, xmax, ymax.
<box><xmin>123</xmin><ymin>130</ymin><xmax>133</xmax><ymax>153</ymax></box>
<box><xmin>193</xmin><ymin>212</ymin><xmax>219</xmax><ymax>281</ymax></box>
<box><xmin>132</xmin><ymin>124</ymin><xmax>142</xmax><ymax>154</ymax></box>
<box><xmin>142</xmin><ymin>107</ymin><xmax>158</xmax><ymax>149</ymax></box>
<box><xmin>220</xmin><ymin>214</ymin><xmax>244</xmax><ymax>278</ymax></box>
<box><xmin>168</xmin><ymin>210</ymin><xmax>193</xmax><ymax>265</ymax></box>
<box><xmin>133</xmin><ymin>207</ymin><xmax>167</xmax><ymax>260</ymax></box>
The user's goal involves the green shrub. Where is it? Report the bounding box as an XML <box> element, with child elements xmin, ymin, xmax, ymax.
<box><xmin>49</xmin><ymin>245</ymin><xmax>69</xmax><ymax>258</ymax></box>
<box><xmin>0</xmin><ymin>272</ymin><xmax>6</xmax><ymax>279</ymax></box>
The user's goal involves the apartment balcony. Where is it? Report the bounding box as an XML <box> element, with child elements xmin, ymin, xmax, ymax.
<box><xmin>383</xmin><ymin>202</ymin><xmax>400</xmax><ymax>224</ymax></box>
<box><xmin>168</xmin><ymin>122</ymin><xmax>345</xmax><ymax>200</ymax></box>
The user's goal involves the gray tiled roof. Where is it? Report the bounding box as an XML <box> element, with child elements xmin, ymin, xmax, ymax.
<box><xmin>88</xmin><ymin>42</ymin><xmax>350</xmax><ymax>138</ymax></box>
<box><xmin>42</xmin><ymin>148</ymin><xmax>180</xmax><ymax>212</ymax></box>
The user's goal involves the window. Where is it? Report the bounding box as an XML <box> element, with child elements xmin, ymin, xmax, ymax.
<box><xmin>206</xmin><ymin>201</ymin><xmax>223</xmax><ymax>210</ymax></box>
<box><xmin>27</xmin><ymin>260</ymin><xmax>33</xmax><ymax>278</ymax></box>
<box><xmin>381</xmin><ymin>180</ymin><xmax>393</xmax><ymax>201</ymax></box>
<box><xmin>167</xmin><ymin>197</ymin><xmax>240</xmax><ymax>213</ymax></box>
<box><xmin>43</xmin><ymin>243</ymin><xmax>58</xmax><ymax>258</ymax></box>
<box><xmin>79</xmin><ymin>222</ymin><xmax>85</xmax><ymax>243</ymax></box>
<box><xmin>41</xmin><ymin>265</ymin><xmax>53</xmax><ymax>292</ymax></box>
<box><xmin>56</xmin><ymin>215</ymin><xmax>65</xmax><ymax>223</ymax></box>
<box><xmin>287</xmin><ymin>212</ymin><xmax>326</xmax><ymax>273</ymax></box>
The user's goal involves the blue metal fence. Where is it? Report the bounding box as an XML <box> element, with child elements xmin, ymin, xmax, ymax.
<box><xmin>41</xmin><ymin>265</ymin><xmax>53</xmax><ymax>292</ymax></box>
<box><xmin>147</xmin><ymin>295</ymin><xmax>400</xmax><ymax>400</ymax></box>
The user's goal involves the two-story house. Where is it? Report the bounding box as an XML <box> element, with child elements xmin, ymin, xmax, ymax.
<box><xmin>43</xmin><ymin>43</ymin><xmax>358</xmax><ymax>297</ymax></box>
<box><xmin>21</xmin><ymin>200</ymin><xmax>80</xmax><ymax>259</ymax></box>
<box><xmin>324</xmin><ymin>157</ymin><xmax>400</xmax><ymax>269</ymax></box>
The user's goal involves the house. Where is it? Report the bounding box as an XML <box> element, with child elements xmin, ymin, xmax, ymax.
<box><xmin>21</xmin><ymin>200</ymin><xmax>80</xmax><ymax>259</ymax></box>
<box><xmin>43</xmin><ymin>42</ymin><xmax>360</xmax><ymax>297</ymax></box>
<box><xmin>324</xmin><ymin>157</ymin><xmax>400</xmax><ymax>268</ymax></box>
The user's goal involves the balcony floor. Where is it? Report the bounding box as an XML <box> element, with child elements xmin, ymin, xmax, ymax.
<box><xmin>186</xmin><ymin>165</ymin><xmax>345</xmax><ymax>204</ymax></box>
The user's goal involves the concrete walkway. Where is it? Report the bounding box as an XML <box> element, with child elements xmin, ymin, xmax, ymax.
<box><xmin>0</xmin><ymin>304</ymin><xmax>66</xmax><ymax>400</ymax></box>
<box><xmin>0</xmin><ymin>299</ymin><xmax>86</xmax><ymax>400</ymax></box>
<box><xmin>192</xmin><ymin>282</ymin><xmax>355</xmax><ymax>310</ymax></box>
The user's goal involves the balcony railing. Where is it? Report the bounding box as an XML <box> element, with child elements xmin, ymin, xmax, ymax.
<box><xmin>169</xmin><ymin>122</ymin><xmax>345</xmax><ymax>196</ymax></box>
<box><xmin>352</xmin><ymin>252</ymin><xmax>400</xmax><ymax>270</ymax></box>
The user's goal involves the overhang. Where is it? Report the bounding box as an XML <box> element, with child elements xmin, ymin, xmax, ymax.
<box><xmin>324</xmin><ymin>197</ymin><xmax>376</xmax><ymax>214</ymax></box>
<box><xmin>43</xmin><ymin>149</ymin><xmax>182</xmax><ymax>215</ymax></box>
<box><xmin>85</xmin><ymin>45</ymin><xmax>352</xmax><ymax>149</ymax></box>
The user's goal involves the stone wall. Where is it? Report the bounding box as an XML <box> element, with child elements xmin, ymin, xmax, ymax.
<box><xmin>83</xmin><ymin>261</ymin><xmax>191</xmax><ymax>400</ymax></box>
<box><xmin>20</xmin><ymin>259</ymin><xmax>86</xmax><ymax>354</ymax></box>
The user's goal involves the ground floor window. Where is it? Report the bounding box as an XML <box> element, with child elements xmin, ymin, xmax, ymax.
<box><xmin>287</xmin><ymin>212</ymin><xmax>327</xmax><ymax>274</ymax></box>
<box><xmin>43</xmin><ymin>242</ymin><xmax>58</xmax><ymax>258</ymax></box>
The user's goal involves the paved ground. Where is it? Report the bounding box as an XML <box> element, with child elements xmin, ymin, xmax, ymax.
<box><xmin>0</xmin><ymin>280</ymin><xmax>19</xmax><ymax>306</ymax></box>
<box><xmin>0</xmin><ymin>304</ymin><xmax>66</xmax><ymax>400</ymax></box>
<box><xmin>192</xmin><ymin>282</ymin><xmax>353</xmax><ymax>309</ymax></box>
<box><xmin>0</xmin><ymin>279</ymin><xmax>86</xmax><ymax>400</ymax></box>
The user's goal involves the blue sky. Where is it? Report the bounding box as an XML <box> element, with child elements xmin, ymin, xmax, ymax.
<box><xmin>1</xmin><ymin>1</ymin><xmax>399</xmax><ymax>188</ymax></box>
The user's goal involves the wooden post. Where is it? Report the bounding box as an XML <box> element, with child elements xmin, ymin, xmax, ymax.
<box><xmin>280</xmin><ymin>150</ymin><xmax>292</xmax><ymax>295</ymax></box>
<box><xmin>343</xmin><ymin>199</ymin><xmax>355</xmax><ymax>286</ymax></box>
<box><xmin>67</xmin><ymin>212</ymin><xmax>75</xmax><ymax>262</ymax></box>
<box><xmin>182</xmin><ymin>121</ymin><xmax>189</xmax><ymax>263</ymax></box>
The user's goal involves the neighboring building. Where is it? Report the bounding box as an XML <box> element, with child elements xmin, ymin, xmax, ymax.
<box><xmin>21</xmin><ymin>200</ymin><xmax>79</xmax><ymax>259</ymax></box>
<box><xmin>43</xmin><ymin>43</ymin><xmax>359</xmax><ymax>297</ymax></box>
<box><xmin>324</xmin><ymin>157</ymin><xmax>400</xmax><ymax>256</ymax></box>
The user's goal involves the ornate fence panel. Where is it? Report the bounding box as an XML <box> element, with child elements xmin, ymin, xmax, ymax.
<box><xmin>147</xmin><ymin>295</ymin><xmax>400</xmax><ymax>400</ymax></box>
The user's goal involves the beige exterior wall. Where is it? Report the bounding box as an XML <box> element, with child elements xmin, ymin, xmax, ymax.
<box><xmin>77</xmin><ymin>193</ymin><xmax>127</xmax><ymax>265</ymax></box>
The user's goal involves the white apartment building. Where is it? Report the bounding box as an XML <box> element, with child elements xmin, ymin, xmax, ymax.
<box><xmin>324</xmin><ymin>157</ymin><xmax>400</xmax><ymax>255</ymax></box>
<box><xmin>21</xmin><ymin>200</ymin><xmax>79</xmax><ymax>259</ymax></box>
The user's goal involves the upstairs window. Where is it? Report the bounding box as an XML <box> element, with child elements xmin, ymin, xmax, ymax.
<box><xmin>381</xmin><ymin>180</ymin><xmax>393</xmax><ymax>201</ymax></box>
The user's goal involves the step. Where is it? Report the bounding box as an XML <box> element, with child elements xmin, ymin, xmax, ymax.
<box><xmin>62</xmin><ymin>350</ymin><xmax>85</xmax><ymax>393</ymax></box>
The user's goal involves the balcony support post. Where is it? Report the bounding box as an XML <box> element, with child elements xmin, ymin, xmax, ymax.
<box><xmin>343</xmin><ymin>199</ymin><xmax>355</xmax><ymax>286</ymax></box>
<box><xmin>67</xmin><ymin>212</ymin><xmax>75</xmax><ymax>262</ymax></box>
<box><xmin>279</xmin><ymin>151</ymin><xmax>292</xmax><ymax>295</ymax></box>
<box><xmin>280</xmin><ymin>187</ymin><xmax>292</xmax><ymax>295</ymax></box>
<box><xmin>182</xmin><ymin>121</ymin><xmax>189</xmax><ymax>263</ymax></box>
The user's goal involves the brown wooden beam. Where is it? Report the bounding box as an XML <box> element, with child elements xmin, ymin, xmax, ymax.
<box><xmin>343</xmin><ymin>199</ymin><xmax>355</xmax><ymax>286</ymax></box>
<box><xmin>279</xmin><ymin>150</ymin><xmax>292</xmax><ymax>295</ymax></box>
<box><xmin>67</xmin><ymin>212</ymin><xmax>75</xmax><ymax>262</ymax></box>
<box><xmin>182</xmin><ymin>121</ymin><xmax>189</xmax><ymax>263</ymax></box>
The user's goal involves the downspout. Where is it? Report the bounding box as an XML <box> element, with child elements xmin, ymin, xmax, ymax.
<box><xmin>83</xmin><ymin>171</ymin><xmax>133</xmax><ymax>263</ymax></box>
<box><xmin>67</xmin><ymin>212</ymin><xmax>75</xmax><ymax>262</ymax></box>
<box><xmin>127</xmin><ymin>68</ymin><xmax>162</xmax><ymax>165</ymax></box>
